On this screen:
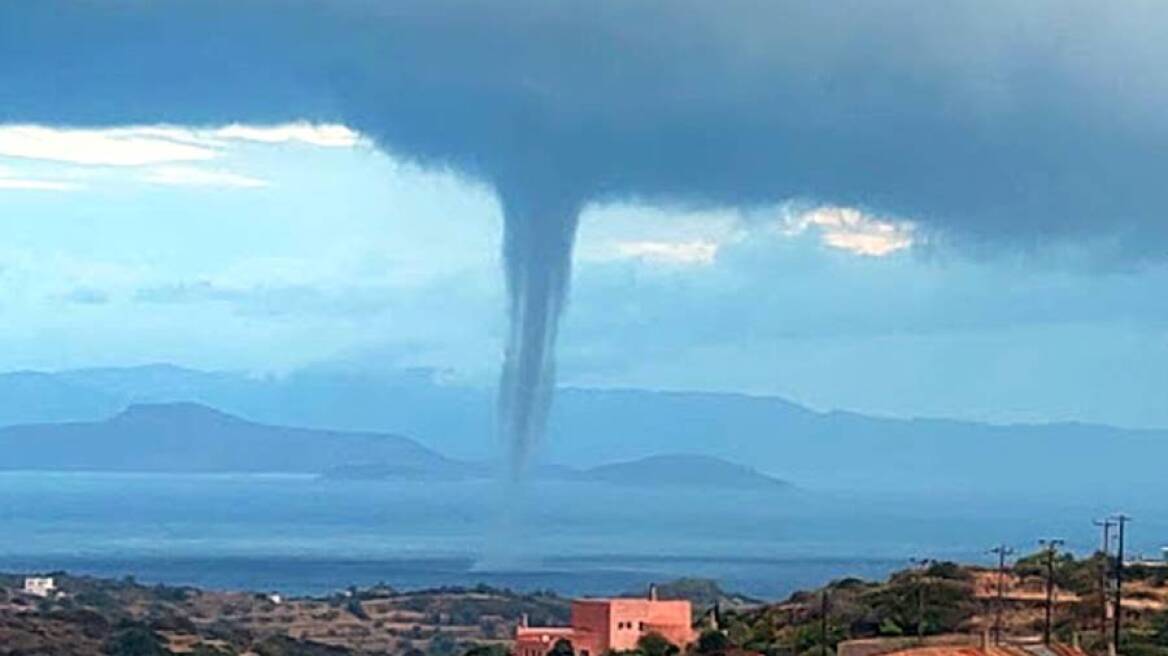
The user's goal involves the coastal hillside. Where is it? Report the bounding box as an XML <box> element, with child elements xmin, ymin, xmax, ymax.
<box><xmin>2</xmin><ymin>556</ymin><xmax>1165</xmax><ymax>656</ymax></box>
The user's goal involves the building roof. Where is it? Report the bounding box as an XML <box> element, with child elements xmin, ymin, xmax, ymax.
<box><xmin>516</xmin><ymin>628</ymin><xmax>578</xmax><ymax>637</ymax></box>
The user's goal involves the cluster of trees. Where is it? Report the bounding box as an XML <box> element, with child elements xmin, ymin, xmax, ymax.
<box><xmin>1116</xmin><ymin>611</ymin><xmax>1168</xmax><ymax>656</ymax></box>
<box><xmin>694</xmin><ymin>554</ymin><xmax>1168</xmax><ymax>656</ymax></box>
<box><xmin>392</xmin><ymin>586</ymin><xmax>570</xmax><ymax>628</ymax></box>
<box><xmin>1010</xmin><ymin>551</ymin><xmax>1168</xmax><ymax>656</ymax></box>
<box><xmin>523</xmin><ymin>633</ymin><xmax>685</xmax><ymax>656</ymax></box>
<box><xmin>709</xmin><ymin>562</ymin><xmax>977</xmax><ymax>656</ymax></box>
<box><xmin>100</xmin><ymin>626</ymin><xmax>354</xmax><ymax>656</ymax></box>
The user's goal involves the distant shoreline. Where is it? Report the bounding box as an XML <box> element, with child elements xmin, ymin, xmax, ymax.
<box><xmin>0</xmin><ymin>554</ymin><xmax>908</xmax><ymax>601</ymax></box>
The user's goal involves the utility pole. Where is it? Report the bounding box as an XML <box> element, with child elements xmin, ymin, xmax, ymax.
<box><xmin>910</xmin><ymin>558</ymin><xmax>935</xmax><ymax>640</ymax></box>
<box><xmin>1095</xmin><ymin>518</ymin><xmax>1116</xmax><ymax>651</ymax></box>
<box><xmin>1039</xmin><ymin>538</ymin><xmax>1065</xmax><ymax>646</ymax></box>
<box><xmin>988</xmin><ymin>545</ymin><xmax>1014</xmax><ymax>645</ymax></box>
<box><xmin>1112</xmin><ymin>514</ymin><xmax>1132</xmax><ymax>651</ymax></box>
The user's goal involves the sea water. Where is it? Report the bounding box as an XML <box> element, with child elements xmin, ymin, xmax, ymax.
<box><xmin>0</xmin><ymin>471</ymin><xmax>1160</xmax><ymax>599</ymax></box>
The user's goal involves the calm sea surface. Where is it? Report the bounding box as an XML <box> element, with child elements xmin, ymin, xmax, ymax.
<box><xmin>0</xmin><ymin>472</ymin><xmax>1160</xmax><ymax>599</ymax></box>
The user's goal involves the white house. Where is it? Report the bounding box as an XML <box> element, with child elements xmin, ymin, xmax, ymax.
<box><xmin>23</xmin><ymin>577</ymin><xmax>56</xmax><ymax>598</ymax></box>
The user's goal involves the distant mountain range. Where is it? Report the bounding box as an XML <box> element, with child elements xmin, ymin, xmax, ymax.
<box><xmin>0</xmin><ymin>402</ymin><xmax>462</xmax><ymax>476</ymax></box>
<box><xmin>0</xmin><ymin>364</ymin><xmax>1165</xmax><ymax>495</ymax></box>
<box><xmin>0</xmin><ymin>401</ymin><xmax>788</xmax><ymax>490</ymax></box>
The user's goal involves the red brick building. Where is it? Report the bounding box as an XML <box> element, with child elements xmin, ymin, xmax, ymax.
<box><xmin>514</xmin><ymin>590</ymin><xmax>695</xmax><ymax>656</ymax></box>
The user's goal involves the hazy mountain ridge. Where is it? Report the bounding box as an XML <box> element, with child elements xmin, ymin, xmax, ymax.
<box><xmin>0</xmin><ymin>402</ymin><xmax>786</xmax><ymax>489</ymax></box>
<box><xmin>0</xmin><ymin>371</ymin><xmax>121</xmax><ymax>426</ymax></box>
<box><xmin>322</xmin><ymin>452</ymin><xmax>789</xmax><ymax>490</ymax></box>
<box><xmin>572</xmin><ymin>454</ymin><xmax>789</xmax><ymax>490</ymax></box>
<box><xmin>0</xmin><ymin>401</ymin><xmax>464</xmax><ymax>475</ymax></box>
<box><xmin>1</xmin><ymin>364</ymin><xmax>1165</xmax><ymax>494</ymax></box>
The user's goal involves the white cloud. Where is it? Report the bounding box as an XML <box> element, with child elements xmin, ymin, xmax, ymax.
<box><xmin>611</xmin><ymin>239</ymin><xmax>720</xmax><ymax>265</ymax></box>
<box><xmin>0</xmin><ymin>125</ymin><xmax>217</xmax><ymax>166</ymax></box>
<box><xmin>783</xmin><ymin>205</ymin><xmax>916</xmax><ymax>256</ymax></box>
<box><xmin>212</xmin><ymin>122</ymin><xmax>361</xmax><ymax>147</ymax></box>
<box><xmin>142</xmin><ymin>165</ymin><xmax>269</xmax><ymax>188</ymax></box>
<box><xmin>0</xmin><ymin>122</ymin><xmax>360</xmax><ymax>170</ymax></box>
<box><xmin>0</xmin><ymin>177</ymin><xmax>82</xmax><ymax>191</ymax></box>
<box><xmin>578</xmin><ymin>202</ymin><xmax>745</xmax><ymax>266</ymax></box>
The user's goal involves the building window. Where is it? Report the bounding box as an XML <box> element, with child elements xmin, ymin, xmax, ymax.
<box><xmin>638</xmin><ymin>622</ymin><xmax>644</xmax><ymax>631</ymax></box>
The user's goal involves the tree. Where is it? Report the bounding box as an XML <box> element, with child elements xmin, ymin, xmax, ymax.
<box><xmin>695</xmin><ymin>630</ymin><xmax>731</xmax><ymax>655</ymax></box>
<box><xmin>637</xmin><ymin>632</ymin><xmax>679</xmax><ymax>656</ymax></box>
<box><xmin>789</xmin><ymin>623</ymin><xmax>846</xmax><ymax>655</ymax></box>
<box><xmin>1151</xmin><ymin>611</ymin><xmax>1168</xmax><ymax>647</ymax></box>
<box><xmin>877</xmin><ymin>618</ymin><xmax>903</xmax><ymax>637</ymax></box>
<box><xmin>463</xmin><ymin>644</ymin><xmax>510</xmax><ymax>656</ymax></box>
<box><xmin>923</xmin><ymin>562</ymin><xmax>969</xmax><ymax>582</ymax></box>
<box><xmin>549</xmin><ymin>638</ymin><xmax>575</xmax><ymax>656</ymax></box>
<box><xmin>103</xmin><ymin>626</ymin><xmax>172</xmax><ymax>656</ymax></box>
<box><xmin>252</xmin><ymin>635</ymin><xmax>352</xmax><ymax>656</ymax></box>
<box><xmin>864</xmin><ymin>572</ymin><xmax>973</xmax><ymax>637</ymax></box>
<box><xmin>428</xmin><ymin>631</ymin><xmax>459</xmax><ymax>656</ymax></box>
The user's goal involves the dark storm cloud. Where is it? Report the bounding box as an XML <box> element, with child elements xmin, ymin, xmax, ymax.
<box><xmin>3</xmin><ymin>0</ymin><xmax>1167</xmax><ymax>252</ymax></box>
<box><xmin>5</xmin><ymin>0</ymin><xmax>1166</xmax><ymax>470</ymax></box>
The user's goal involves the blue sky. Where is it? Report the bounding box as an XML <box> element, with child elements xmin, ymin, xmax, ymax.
<box><xmin>0</xmin><ymin>124</ymin><xmax>1164</xmax><ymax>429</ymax></box>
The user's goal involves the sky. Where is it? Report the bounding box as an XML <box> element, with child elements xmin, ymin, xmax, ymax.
<box><xmin>1</xmin><ymin>1</ymin><xmax>1166</xmax><ymax>430</ymax></box>
<box><xmin>0</xmin><ymin>124</ymin><xmax>1164</xmax><ymax>429</ymax></box>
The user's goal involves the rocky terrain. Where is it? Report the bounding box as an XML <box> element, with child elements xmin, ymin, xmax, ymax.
<box><xmin>0</xmin><ymin>573</ymin><xmax>568</xmax><ymax>655</ymax></box>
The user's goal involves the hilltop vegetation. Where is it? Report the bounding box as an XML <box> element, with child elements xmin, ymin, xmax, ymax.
<box><xmin>0</xmin><ymin>574</ymin><xmax>567</xmax><ymax>655</ymax></box>
<box><xmin>0</xmin><ymin>572</ymin><xmax>749</xmax><ymax>655</ymax></box>
<box><xmin>630</xmin><ymin>579</ymin><xmax>761</xmax><ymax>613</ymax></box>
<box><xmin>710</xmin><ymin>555</ymin><xmax>1168</xmax><ymax>656</ymax></box>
